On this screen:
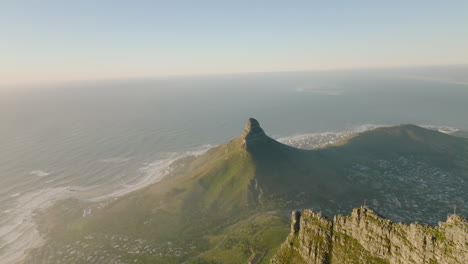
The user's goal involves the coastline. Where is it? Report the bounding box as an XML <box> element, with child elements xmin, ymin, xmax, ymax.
<box><xmin>1</xmin><ymin>146</ymin><xmax>213</xmax><ymax>264</ymax></box>
<box><xmin>3</xmin><ymin>124</ymin><xmax>465</xmax><ymax>263</ymax></box>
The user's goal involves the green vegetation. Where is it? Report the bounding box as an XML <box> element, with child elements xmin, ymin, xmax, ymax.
<box><xmin>331</xmin><ymin>233</ymin><xmax>389</xmax><ymax>264</ymax></box>
<box><xmin>28</xmin><ymin>120</ymin><xmax>468</xmax><ymax>263</ymax></box>
<box><xmin>190</xmin><ymin>212</ymin><xmax>289</xmax><ymax>264</ymax></box>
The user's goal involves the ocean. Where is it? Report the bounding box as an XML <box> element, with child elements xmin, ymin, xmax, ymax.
<box><xmin>1</xmin><ymin>67</ymin><xmax>468</xmax><ymax>263</ymax></box>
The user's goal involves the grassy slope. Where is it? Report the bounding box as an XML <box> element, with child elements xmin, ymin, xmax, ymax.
<box><xmin>188</xmin><ymin>211</ymin><xmax>290</xmax><ymax>264</ymax></box>
<box><xmin>31</xmin><ymin>136</ymin><xmax>263</xmax><ymax>263</ymax></box>
<box><xmin>30</xmin><ymin>124</ymin><xmax>468</xmax><ymax>263</ymax></box>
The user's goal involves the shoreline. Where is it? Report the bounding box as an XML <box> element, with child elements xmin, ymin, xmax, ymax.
<box><xmin>2</xmin><ymin>124</ymin><xmax>465</xmax><ymax>263</ymax></box>
<box><xmin>0</xmin><ymin>146</ymin><xmax>213</xmax><ymax>264</ymax></box>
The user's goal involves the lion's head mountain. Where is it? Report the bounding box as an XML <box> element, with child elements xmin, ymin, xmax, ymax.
<box><xmin>25</xmin><ymin>119</ymin><xmax>467</xmax><ymax>264</ymax></box>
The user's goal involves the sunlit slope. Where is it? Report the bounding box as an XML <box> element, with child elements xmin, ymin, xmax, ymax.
<box><xmin>84</xmin><ymin>118</ymin><xmax>347</xmax><ymax>240</ymax></box>
<box><xmin>43</xmin><ymin>120</ymin><xmax>468</xmax><ymax>234</ymax></box>
<box><xmin>64</xmin><ymin>119</ymin><xmax>468</xmax><ymax>237</ymax></box>
<box><xmin>29</xmin><ymin>119</ymin><xmax>468</xmax><ymax>263</ymax></box>
<box><xmin>84</xmin><ymin>137</ymin><xmax>258</xmax><ymax>241</ymax></box>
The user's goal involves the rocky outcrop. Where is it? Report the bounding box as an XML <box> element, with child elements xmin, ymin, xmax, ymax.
<box><xmin>242</xmin><ymin>118</ymin><xmax>269</xmax><ymax>149</ymax></box>
<box><xmin>271</xmin><ymin>207</ymin><xmax>467</xmax><ymax>264</ymax></box>
<box><xmin>247</xmin><ymin>178</ymin><xmax>264</xmax><ymax>206</ymax></box>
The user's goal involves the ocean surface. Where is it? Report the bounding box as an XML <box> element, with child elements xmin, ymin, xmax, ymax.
<box><xmin>1</xmin><ymin>67</ymin><xmax>468</xmax><ymax>263</ymax></box>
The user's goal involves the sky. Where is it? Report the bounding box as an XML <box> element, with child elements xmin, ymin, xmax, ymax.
<box><xmin>1</xmin><ymin>0</ymin><xmax>468</xmax><ymax>86</ymax></box>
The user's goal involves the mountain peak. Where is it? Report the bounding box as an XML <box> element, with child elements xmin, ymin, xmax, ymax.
<box><xmin>243</xmin><ymin>118</ymin><xmax>264</xmax><ymax>135</ymax></box>
<box><xmin>241</xmin><ymin>118</ymin><xmax>269</xmax><ymax>148</ymax></box>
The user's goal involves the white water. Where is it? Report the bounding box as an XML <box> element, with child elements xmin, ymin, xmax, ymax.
<box><xmin>0</xmin><ymin>146</ymin><xmax>212</xmax><ymax>264</ymax></box>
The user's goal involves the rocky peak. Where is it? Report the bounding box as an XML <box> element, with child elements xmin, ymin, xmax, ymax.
<box><xmin>446</xmin><ymin>213</ymin><xmax>467</xmax><ymax>224</ymax></box>
<box><xmin>241</xmin><ymin>118</ymin><xmax>269</xmax><ymax>148</ymax></box>
<box><xmin>242</xmin><ymin>118</ymin><xmax>265</xmax><ymax>137</ymax></box>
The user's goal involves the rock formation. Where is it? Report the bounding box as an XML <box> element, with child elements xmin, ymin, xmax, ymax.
<box><xmin>241</xmin><ymin>118</ymin><xmax>270</xmax><ymax>149</ymax></box>
<box><xmin>271</xmin><ymin>206</ymin><xmax>467</xmax><ymax>264</ymax></box>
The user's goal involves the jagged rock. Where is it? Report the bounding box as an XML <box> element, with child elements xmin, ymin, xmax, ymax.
<box><xmin>241</xmin><ymin>118</ymin><xmax>269</xmax><ymax>149</ymax></box>
<box><xmin>271</xmin><ymin>206</ymin><xmax>468</xmax><ymax>264</ymax></box>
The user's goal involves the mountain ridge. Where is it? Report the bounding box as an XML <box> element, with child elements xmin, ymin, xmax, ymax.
<box><xmin>271</xmin><ymin>206</ymin><xmax>467</xmax><ymax>264</ymax></box>
<box><xmin>26</xmin><ymin>118</ymin><xmax>468</xmax><ymax>264</ymax></box>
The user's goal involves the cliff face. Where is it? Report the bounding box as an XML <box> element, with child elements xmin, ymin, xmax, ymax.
<box><xmin>271</xmin><ymin>207</ymin><xmax>467</xmax><ymax>264</ymax></box>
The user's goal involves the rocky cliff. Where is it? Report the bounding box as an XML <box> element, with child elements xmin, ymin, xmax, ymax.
<box><xmin>241</xmin><ymin>118</ymin><xmax>271</xmax><ymax>150</ymax></box>
<box><xmin>271</xmin><ymin>207</ymin><xmax>467</xmax><ymax>264</ymax></box>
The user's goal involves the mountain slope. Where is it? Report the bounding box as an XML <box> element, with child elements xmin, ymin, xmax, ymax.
<box><xmin>27</xmin><ymin>119</ymin><xmax>468</xmax><ymax>264</ymax></box>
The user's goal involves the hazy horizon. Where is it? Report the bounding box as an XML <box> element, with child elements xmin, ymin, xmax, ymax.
<box><xmin>2</xmin><ymin>64</ymin><xmax>468</xmax><ymax>92</ymax></box>
<box><xmin>2</xmin><ymin>1</ymin><xmax>468</xmax><ymax>86</ymax></box>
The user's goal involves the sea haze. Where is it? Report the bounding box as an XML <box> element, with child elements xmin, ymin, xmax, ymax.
<box><xmin>0</xmin><ymin>67</ymin><xmax>468</xmax><ymax>262</ymax></box>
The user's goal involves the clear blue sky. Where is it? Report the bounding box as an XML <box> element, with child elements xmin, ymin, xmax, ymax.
<box><xmin>1</xmin><ymin>0</ymin><xmax>468</xmax><ymax>85</ymax></box>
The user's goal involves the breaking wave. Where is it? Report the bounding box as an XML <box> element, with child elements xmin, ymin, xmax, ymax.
<box><xmin>0</xmin><ymin>145</ymin><xmax>212</xmax><ymax>264</ymax></box>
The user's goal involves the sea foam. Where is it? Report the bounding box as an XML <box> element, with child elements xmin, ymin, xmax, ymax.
<box><xmin>29</xmin><ymin>170</ymin><xmax>51</xmax><ymax>177</ymax></box>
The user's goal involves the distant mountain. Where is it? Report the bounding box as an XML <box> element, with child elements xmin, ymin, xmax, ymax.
<box><xmin>27</xmin><ymin>119</ymin><xmax>468</xmax><ymax>264</ymax></box>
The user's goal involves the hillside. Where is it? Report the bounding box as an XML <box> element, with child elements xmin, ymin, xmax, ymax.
<box><xmin>271</xmin><ymin>206</ymin><xmax>467</xmax><ymax>264</ymax></box>
<box><xmin>26</xmin><ymin>119</ymin><xmax>468</xmax><ymax>264</ymax></box>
